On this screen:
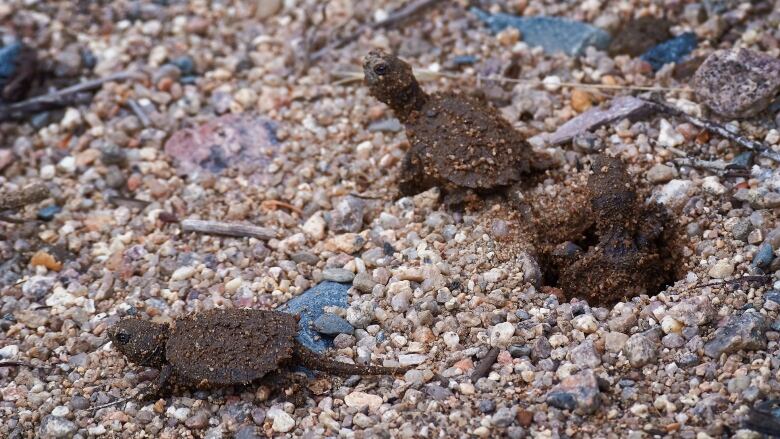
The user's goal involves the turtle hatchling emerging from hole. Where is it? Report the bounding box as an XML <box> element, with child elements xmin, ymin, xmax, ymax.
<box><xmin>109</xmin><ymin>308</ymin><xmax>407</xmax><ymax>396</ymax></box>
<box><xmin>363</xmin><ymin>50</ymin><xmax>551</xmax><ymax>202</ymax></box>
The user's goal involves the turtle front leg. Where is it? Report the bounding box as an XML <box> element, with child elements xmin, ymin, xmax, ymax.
<box><xmin>263</xmin><ymin>370</ymin><xmax>311</xmax><ymax>407</ymax></box>
<box><xmin>141</xmin><ymin>364</ymin><xmax>174</xmax><ymax>401</ymax></box>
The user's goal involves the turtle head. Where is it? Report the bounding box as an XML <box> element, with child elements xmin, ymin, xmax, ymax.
<box><xmin>363</xmin><ymin>50</ymin><xmax>427</xmax><ymax>119</ymax></box>
<box><xmin>109</xmin><ymin>318</ymin><xmax>169</xmax><ymax>367</ymax></box>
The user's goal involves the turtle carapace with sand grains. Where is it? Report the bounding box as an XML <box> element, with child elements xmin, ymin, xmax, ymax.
<box><xmin>109</xmin><ymin>308</ymin><xmax>406</xmax><ymax>395</ymax></box>
<box><xmin>363</xmin><ymin>50</ymin><xmax>545</xmax><ymax>199</ymax></box>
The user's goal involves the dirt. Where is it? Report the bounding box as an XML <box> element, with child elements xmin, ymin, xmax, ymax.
<box><xmin>504</xmin><ymin>155</ymin><xmax>686</xmax><ymax>305</ymax></box>
<box><xmin>608</xmin><ymin>16</ymin><xmax>672</xmax><ymax>57</ymax></box>
<box><xmin>109</xmin><ymin>308</ymin><xmax>407</xmax><ymax>393</ymax></box>
<box><xmin>363</xmin><ymin>50</ymin><xmax>542</xmax><ymax>201</ymax></box>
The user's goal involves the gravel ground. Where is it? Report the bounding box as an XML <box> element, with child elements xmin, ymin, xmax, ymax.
<box><xmin>1</xmin><ymin>1</ymin><xmax>780</xmax><ymax>438</ymax></box>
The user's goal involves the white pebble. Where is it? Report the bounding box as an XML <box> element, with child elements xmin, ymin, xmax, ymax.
<box><xmin>57</xmin><ymin>156</ymin><xmax>76</xmax><ymax>174</ymax></box>
<box><xmin>268</xmin><ymin>407</ymin><xmax>295</xmax><ymax>433</ymax></box>
<box><xmin>302</xmin><ymin>213</ymin><xmax>326</xmax><ymax>240</ymax></box>
<box><xmin>170</xmin><ymin>266</ymin><xmax>196</xmax><ymax>281</ymax></box>
<box><xmin>489</xmin><ymin>322</ymin><xmax>516</xmax><ymax>347</ymax></box>
<box><xmin>225</xmin><ymin>277</ymin><xmax>242</xmax><ymax>293</ymax></box>
<box><xmin>572</xmin><ymin>314</ymin><xmax>598</xmax><ymax>334</ymax></box>
<box><xmin>708</xmin><ymin>259</ymin><xmax>734</xmax><ymax>279</ymax></box>
<box><xmin>657</xmin><ymin>119</ymin><xmax>684</xmax><ymax>147</ymax></box>
<box><xmin>398</xmin><ymin>354</ymin><xmax>427</xmax><ymax>366</ymax></box>
<box><xmin>345</xmin><ymin>391</ymin><xmax>383</xmax><ymax>411</ymax></box>
<box><xmin>660</xmin><ymin>316</ymin><xmax>683</xmax><ymax>334</ymax></box>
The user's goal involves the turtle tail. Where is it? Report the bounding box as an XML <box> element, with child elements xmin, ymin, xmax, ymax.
<box><xmin>292</xmin><ymin>341</ymin><xmax>409</xmax><ymax>376</ymax></box>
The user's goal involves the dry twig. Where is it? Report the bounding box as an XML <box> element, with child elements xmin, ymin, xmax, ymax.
<box><xmin>261</xmin><ymin>200</ymin><xmax>303</xmax><ymax>215</ymax></box>
<box><xmin>0</xmin><ymin>71</ymin><xmax>142</xmax><ymax>122</ymax></box>
<box><xmin>310</xmin><ymin>0</ymin><xmax>445</xmax><ymax>62</ymax></box>
<box><xmin>0</xmin><ymin>183</ymin><xmax>50</xmax><ymax>211</ymax></box>
<box><xmin>180</xmin><ymin>219</ymin><xmax>277</xmax><ymax>240</ymax></box>
<box><xmin>643</xmin><ymin>98</ymin><xmax>780</xmax><ymax>162</ymax></box>
<box><xmin>471</xmin><ymin>347</ymin><xmax>500</xmax><ymax>382</ymax></box>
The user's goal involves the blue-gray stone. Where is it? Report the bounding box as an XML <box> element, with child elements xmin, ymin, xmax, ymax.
<box><xmin>703</xmin><ymin>312</ymin><xmax>768</xmax><ymax>358</ymax></box>
<box><xmin>471</xmin><ymin>8</ymin><xmax>611</xmax><ymax>57</ymax></box>
<box><xmin>278</xmin><ymin>281</ymin><xmax>350</xmax><ymax>353</ymax></box>
<box><xmin>0</xmin><ymin>42</ymin><xmax>21</xmax><ymax>79</ymax></box>
<box><xmin>171</xmin><ymin>55</ymin><xmax>196</xmax><ymax>76</ymax></box>
<box><xmin>546</xmin><ymin>391</ymin><xmax>577</xmax><ymax>410</ymax></box>
<box><xmin>452</xmin><ymin>55</ymin><xmax>478</xmax><ymax>65</ymax></box>
<box><xmin>752</xmin><ymin>242</ymin><xmax>774</xmax><ymax>269</ymax></box>
<box><xmin>640</xmin><ymin>32</ymin><xmax>697</xmax><ymax>71</ymax></box>
<box><xmin>765</xmin><ymin>291</ymin><xmax>780</xmax><ymax>304</ymax></box>
<box><xmin>313</xmin><ymin>313</ymin><xmax>354</xmax><ymax>335</ymax></box>
<box><xmin>37</xmin><ymin>205</ymin><xmax>61</xmax><ymax>221</ymax></box>
<box><xmin>729</xmin><ymin>152</ymin><xmax>754</xmax><ymax>170</ymax></box>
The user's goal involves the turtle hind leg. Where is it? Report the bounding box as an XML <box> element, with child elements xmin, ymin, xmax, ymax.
<box><xmin>292</xmin><ymin>341</ymin><xmax>409</xmax><ymax>376</ymax></box>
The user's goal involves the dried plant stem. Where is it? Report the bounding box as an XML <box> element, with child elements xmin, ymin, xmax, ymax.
<box><xmin>0</xmin><ymin>183</ymin><xmax>50</xmax><ymax>211</ymax></box>
<box><xmin>180</xmin><ymin>219</ymin><xmax>277</xmax><ymax>240</ymax></box>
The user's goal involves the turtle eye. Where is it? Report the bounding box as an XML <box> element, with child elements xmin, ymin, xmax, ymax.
<box><xmin>373</xmin><ymin>63</ymin><xmax>388</xmax><ymax>76</ymax></box>
<box><xmin>115</xmin><ymin>331</ymin><xmax>131</xmax><ymax>344</ymax></box>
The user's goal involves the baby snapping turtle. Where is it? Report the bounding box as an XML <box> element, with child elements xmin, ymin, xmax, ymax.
<box><xmin>109</xmin><ymin>308</ymin><xmax>405</xmax><ymax>394</ymax></box>
<box><xmin>364</xmin><ymin>50</ymin><xmax>544</xmax><ymax>199</ymax></box>
<box><xmin>554</xmin><ymin>155</ymin><xmax>676</xmax><ymax>303</ymax></box>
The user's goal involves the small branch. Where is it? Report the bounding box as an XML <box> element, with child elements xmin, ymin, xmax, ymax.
<box><xmin>0</xmin><ymin>361</ymin><xmax>35</xmax><ymax>368</ymax></box>
<box><xmin>0</xmin><ymin>183</ymin><xmax>50</xmax><ymax>211</ymax></box>
<box><xmin>261</xmin><ymin>199</ymin><xmax>303</xmax><ymax>215</ymax></box>
<box><xmin>0</xmin><ymin>71</ymin><xmax>142</xmax><ymax>122</ymax></box>
<box><xmin>643</xmin><ymin>98</ymin><xmax>780</xmax><ymax>162</ymax></box>
<box><xmin>127</xmin><ymin>99</ymin><xmax>151</xmax><ymax>127</ymax></box>
<box><xmin>88</xmin><ymin>390</ymin><xmax>142</xmax><ymax>413</ymax></box>
<box><xmin>181</xmin><ymin>219</ymin><xmax>277</xmax><ymax>240</ymax></box>
<box><xmin>331</xmin><ymin>69</ymin><xmax>690</xmax><ymax>92</ymax></box>
<box><xmin>673</xmin><ymin>157</ymin><xmax>727</xmax><ymax>171</ymax></box>
<box><xmin>692</xmin><ymin>275</ymin><xmax>771</xmax><ymax>290</ymax></box>
<box><xmin>471</xmin><ymin>347</ymin><xmax>500</xmax><ymax>382</ymax></box>
<box><xmin>310</xmin><ymin>0</ymin><xmax>444</xmax><ymax>62</ymax></box>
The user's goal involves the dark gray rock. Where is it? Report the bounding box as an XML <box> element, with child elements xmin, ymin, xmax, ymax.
<box><xmin>623</xmin><ymin>334</ymin><xmax>658</xmax><ymax>368</ymax></box>
<box><xmin>693</xmin><ymin>48</ymin><xmax>780</xmax><ymax>119</ymax></box>
<box><xmin>313</xmin><ymin>313</ymin><xmax>354</xmax><ymax>335</ymax></box>
<box><xmin>545</xmin><ymin>370</ymin><xmax>601</xmax><ymax>415</ymax></box>
<box><xmin>752</xmin><ymin>242</ymin><xmax>775</xmax><ymax>270</ymax></box>
<box><xmin>330</xmin><ymin>196</ymin><xmax>366</xmax><ymax>233</ymax></box>
<box><xmin>424</xmin><ymin>384</ymin><xmax>453</xmax><ymax>401</ymax></box>
<box><xmin>39</xmin><ymin>416</ymin><xmax>77</xmax><ymax>438</ymax></box>
<box><xmin>703</xmin><ymin>312</ymin><xmax>768</xmax><ymax>358</ymax></box>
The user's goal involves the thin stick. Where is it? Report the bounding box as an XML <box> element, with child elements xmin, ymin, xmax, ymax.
<box><xmin>0</xmin><ymin>183</ymin><xmax>50</xmax><ymax>211</ymax></box>
<box><xmin>692</xmin><ymin>275</ymin><xmax>771</xmax><ymax>289</ymax></box>
<box><xmin>180</xmin><ymin>219</ymin><xmax>277</xmax><ymax>240</ymax></box>
<box><xmin>471</xmin><ymin>347</ymin><xmax>500</xmax><ymax>382</ymax></box>
<box><xmin>127</xmin><ymin>99</ymin><xmax>151</xmax><ymax>127</ymax></box>
<box><xmin>89</xmin><ymin>390</ymin><xmax>141</xmax><ymax>413</ymax></box>
<box><xmin>0</xmin><ymin>361</ymin><xmax>35</xmax><ymax>368</ymax></box>
<box><xmin>673</xmin><ymin>157</ymin><xmax>727</xmax><ymax>171</ymax></box>
<box><xmin>331</xmin><ymin>69</ymin><xmax>691</xmax><ymax>92</ymax></box>
<box><xmin>261</xmin><ymin>200</ymin><xmax>303</xmax><ymax>215</ymax></box>
<box><xmin>643</xmin><ymin>98</ymin><xmax>780</xmax><ymax>162</ymax></box>
<box><xmin>0</xmin><ymin>71</ymin><xmax>142</xmax><ymax>122</ymax></box>
<box><xmin>310</xmin><ymin>0</ymin><xmax>444</xmax><ymax>62</ymax></box>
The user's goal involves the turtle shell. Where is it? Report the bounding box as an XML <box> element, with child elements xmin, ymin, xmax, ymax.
<box><xmin>166</xmin><ymin>308</ymin><xmax>297</xmax><ymax>386</ymax></box>
<box><xmin>407</xmin><ymin>93</ymin><xmax>531</xmax><ymax>190</ymax></box>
